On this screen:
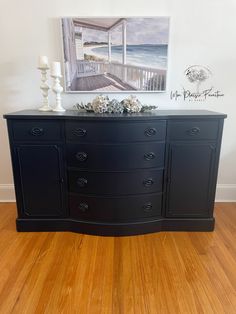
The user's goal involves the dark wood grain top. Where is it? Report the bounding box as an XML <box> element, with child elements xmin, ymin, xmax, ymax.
<box><xmin>3</xmin><ymin>109</ymin><xmax>227</xmax><ymax>120</ymax></box>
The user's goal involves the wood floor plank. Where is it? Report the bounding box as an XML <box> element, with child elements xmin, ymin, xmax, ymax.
<box><xmin>0</xmin><ymin>202</ymin><xmax>235</xmax><ymax>313</ymax></box>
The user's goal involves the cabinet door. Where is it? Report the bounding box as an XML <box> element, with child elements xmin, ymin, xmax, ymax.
<box><xmin>14</xmin><ymin>145</ymin><xmax>66</xmax><ymax>217</ymax></box>
<box><xmin>166</xmin><ymin>142</ymin><xmax>216</xmax><ymax>217</ymax></box>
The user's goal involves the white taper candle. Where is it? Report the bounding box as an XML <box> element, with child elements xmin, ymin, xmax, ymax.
<box><xmin>38</xmin><ymin>56</ymin><xmax>49</xmax><ymax>68</ymax></box>
<box><xmin>51</xmin><ymin>62</ymin><xmax>62</xmax><ymax>77</ymax></box>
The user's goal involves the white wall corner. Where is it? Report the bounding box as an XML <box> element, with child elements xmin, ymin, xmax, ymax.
<box><xmin>215</xmin><ymin>184</ymin><xmax>236</xmax><ymax>202</ymax></box>
<box><xmin>0</xmin><ymin>184</ymin><xmax>15</xmax><ymax>202</ymax></box>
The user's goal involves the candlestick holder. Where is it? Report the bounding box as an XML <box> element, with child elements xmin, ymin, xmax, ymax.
<box><xmin>51</xmin><ymin>75</ymin><xmax>65</xmax><ymax>112</ymax></box>
<box><xmin>38</xmin><ymin>66</ymin><xmax>52</xmax><ymax>111</ymax></box>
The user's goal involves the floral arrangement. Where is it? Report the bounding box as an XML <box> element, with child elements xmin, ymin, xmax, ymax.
<box><xmin>74</xmin><ymin>95</ymin><xmax>158</xmax><ymax>114</ymax></box>
<box><xmin>91</xmin><ymin>94</ymin><xmax>109</xmax><ymax>113</ymax></box>
<box><xmin>121</xmin><ymin>95</ymin><xmax>142</xmax><ymax>113</ymax></box>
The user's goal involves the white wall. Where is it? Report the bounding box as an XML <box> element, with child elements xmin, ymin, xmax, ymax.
<box><xmin>0</xmin><ymin>0</ymin><xmax>236</xmax><ymax>201</ymax></box>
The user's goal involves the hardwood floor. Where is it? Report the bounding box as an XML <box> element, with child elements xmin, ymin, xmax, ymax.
<box><xmin>0</xmin><ymin>203</ymin><xmax>235</xmax><ymax>313</ymax></box>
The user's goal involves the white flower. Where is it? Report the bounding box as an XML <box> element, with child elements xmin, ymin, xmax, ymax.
<box><xmin>122</xmin><ymin>95</ymin><xmax>142</xmax><ymax>113</ymax></box>
<box><xmin>91</xmin><ymin>95</ymin><xmax>109</xmax><ymax>113</ymax></box>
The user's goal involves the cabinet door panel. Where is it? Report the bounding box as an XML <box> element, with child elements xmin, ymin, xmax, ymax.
<box><xmin>15</xmin><ymin>145</ymin><xmax>65</xmax><ymax>217</ymax></box>
<box><xmin>166</xmin><ymin>142</ymin><xmax>216</xmax><ymax>217</ymax></box>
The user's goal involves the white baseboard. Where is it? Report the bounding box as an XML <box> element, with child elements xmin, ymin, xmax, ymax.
<box><xmin>0</xmin><ymin>183</ymin><xmax>236</xmax><ymax>203</ymax></box>
<box><xmin>0</xmin><ymin>184</ymin><xmax>15</xmax><ymax>202</ymax></box>
<box><xmin>215</xmin><ymin>184</ymin><xmax>236</xmax><ymax>202</ymax></box>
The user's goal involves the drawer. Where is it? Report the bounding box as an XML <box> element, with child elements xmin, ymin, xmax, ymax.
<box><xmin>67</xmin><ymin>142</ymin><xmax>165</xmax><ymax>170</ymax></box>
<box><xmin>168</xmin><ymin>120</ymin><xmax>219</xmax><ymax>140</ymax></box>
<box><xmin>11</xmin><ymin>120</ymin><xmax>62</xmax><ymax>141</ymax></box>
<box><xmin>65</xmin><ymin>120</ymin><xmax>166</xmax><ymax>142</ymax></box>
<box><xmin>69</xmin><ymin>193</ymin><xmax>162</xmax><ymax>221</ymax></box>
<box><xmin>69</xmin><ymin>169</ymin><xmax>163</xmax><ymax>195</ymax></box>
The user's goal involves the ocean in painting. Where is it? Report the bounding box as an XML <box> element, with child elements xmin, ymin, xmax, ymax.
<box><xmin>88</xmin><ymin>44</ymin><xmax>168</xmax><ymax>69</ymax></box>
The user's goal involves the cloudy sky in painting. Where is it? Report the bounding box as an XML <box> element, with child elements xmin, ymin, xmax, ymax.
<box><xmin>80</xmin><ymin>18</ymin><xmax>169</xmax><ymax>45</ymax></box>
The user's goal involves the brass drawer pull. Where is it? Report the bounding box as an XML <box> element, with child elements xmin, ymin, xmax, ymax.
<box><xmin>73</xmin><ymin>128</ymin><xmax>87</xmax><ymax>137</ymax></box>
<box><xmin>143</xmin><ymin>178</ymin><xmax>154</xmax><ymax>187</ymax></box>
<box><xmin>78</xmin><ymin>203</ymin><xmax>89</xmax><ymax>212</ymax></box>
<box><xmin>77</xmin><ymin>178</ymin><xmax>88</xmax><ymax>187</ymax></box>
<box><xmin>143</xmin><ymin>203</ymin><xmax>153</xmax><ymax>212</ymax></box>
<box><xmin>187</xmin><ymin>127</ymin><xmax>200</xmax><ymax>136</ymax></box>
<box><xmin>76</xmin><ymin>152</ymin><xmax>88</xmax><ymax>162</ymax></box>
<box><xmin>144</xmin><ymin>152</ymin><xmax>156</xmax><ymax>160</ymax></box>
<box><xmin>145</xmin><ymin>127</ymin><xmax>157</xmax><ymax>137</ymax></box>
<box><xmin>30</xmin><ymin>127</ymin><xmax>44</xmax><ymax>136</ymax></box>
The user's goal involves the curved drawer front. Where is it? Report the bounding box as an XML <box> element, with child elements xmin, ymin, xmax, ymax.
<box><xmin>168</xmin><ymin>120</ymin><xmax>219</xmax><ymax>140</ymax></box>
<box><xmin>69</xmin><ymin>169</ymin><xmax>163</xmax><ymax>195</ymax></box>
<box><xmin>69</xmin><ymin>193</ymin><xmax>162</xmax><ymax>221</ymax></box>
<box><xmin>67</xmin><ymin>142</ymin><xmax>165</xmax><ymax>170</ymax></box>
<box><xmin>66</xmin><ymin>120</ymin><xmax>166</xmax><ymax>142</ymax></box>
<box><xmin>11</xmin><ymin>120</ymin><xmax>62</xmax><ymax>141</ymax></box>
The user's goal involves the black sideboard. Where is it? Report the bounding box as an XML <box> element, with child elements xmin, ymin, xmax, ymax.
<box><xmin>4</xmin><ymin>110</ymin><xmax>226</xmax><ymax>236</ymax></box>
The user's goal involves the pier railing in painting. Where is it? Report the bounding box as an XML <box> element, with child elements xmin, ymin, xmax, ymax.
<box><xmin>77</xmin><ymin>60</ymin><xmax>166</xmax><ymax>91</ymax></box>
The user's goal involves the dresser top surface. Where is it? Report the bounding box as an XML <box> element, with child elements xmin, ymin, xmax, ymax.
<box><xmin>3</xmin><ymin>109</ymin><xmax>227</xmax><ymax>120</ymax></box>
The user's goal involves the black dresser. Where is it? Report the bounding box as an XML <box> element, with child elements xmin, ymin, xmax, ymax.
<box><xmin>4</xmin><ymin>110</ymin><xmax>226</xmax><ymax>236</ymax></box>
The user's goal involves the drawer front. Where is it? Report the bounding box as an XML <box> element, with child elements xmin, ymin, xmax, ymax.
<box><xmin>66</xmin><ymin>120</ymin><xmax>166</xmax><ymax>142</ymax></box>
<box><xmin>11</xmin><ymin>120</ymin><xmax>62</xmax><ymax>141</ymax></box>
<box><xmin>69</xmin><ymin>193</ymin><xmax>162</xmax><ymax>221</ymax></box>
<box><xmin>69</xmin><ymin>169</ymin><xmax>163</xmax><ymax>195</ymax></box>
<box><xmin>168</xmin><ymin>120</ymin><xmax>219</xmax><ymax>140</ymax></box>
<box><xmin>67</xmin><ymin>142</ymin><xmax>165</xmax><ymax>170</ymax></box>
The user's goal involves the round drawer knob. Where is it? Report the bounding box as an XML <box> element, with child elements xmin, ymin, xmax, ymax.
<box><xmin>143</xmin><ymin>202</ymin><xmax>153</xmax><ymax>212</ymax></box>
<box><xmin>77</xmin><ymin>178</ymin><xmax>88</xmax><ymax>187</ymax></box>
<box><xmin>187</xmin><ymin>127</ymin><xmax>200</xmax><ymax>136</ymax></box>
<box><xmin>145</xmin><ymin>127</ymin><xmax>157</xmax><ymax>137</ymax></box>
<box><xmin>144</xmin><ymin>152</ymin><xmax>156</xmax><ymax>160</ymax></box>
<box><xmin>143</xmin><ymin>178</ymin><xmax>154</xmax><ymax>187</ymax></box>
<box><xmin>30</xmin><ymin>127</ymin><xmax>44</xmax><ymax>136</ymax></box>
<box><xmin>76</xmin><ymin>152</ymin><xmax>88</xmax><ymax>162</ymax></box>
<box><xmin>78</xmin><ymin>203</ymin><xmax>89</xmax><ymax>212</ymax></box>
<box><xmin>73</xmin><ymin>128</ymin><xmax>87</xmax><ymax>137</ymax></box>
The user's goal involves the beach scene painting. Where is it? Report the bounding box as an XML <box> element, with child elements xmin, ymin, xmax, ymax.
<box><xmin>61</xmin><ymin>17</ymin><xmax>170</xmax><ymax>92</ymax></box>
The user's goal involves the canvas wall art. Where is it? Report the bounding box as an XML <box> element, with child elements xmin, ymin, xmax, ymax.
<box><xmin>61</xmin><ymin>17</ymin><xmax>170</xmax><ymax>92</ymax></box>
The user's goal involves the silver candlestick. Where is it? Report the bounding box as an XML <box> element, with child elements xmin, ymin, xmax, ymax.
<box><xmin>51</xmin><ymin>74</ymin><xmax>65</xmax><ymax>112</ymax></box>
<box><xmin>38</xmin><ymin>66</ymin><xmax>52</xmax><ymax>111</ymax></box>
